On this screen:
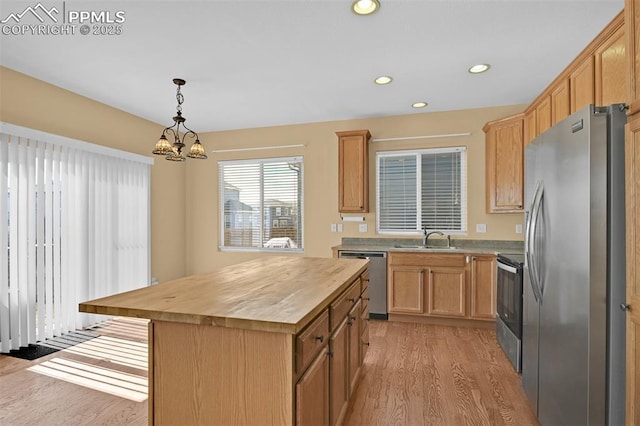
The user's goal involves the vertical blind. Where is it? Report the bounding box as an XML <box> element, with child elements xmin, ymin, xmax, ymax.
<box><xmin>377</xmin><ymin>147</ymin><xmax>467</xmax><ymax>234</ymax></box>
<box><xmin>219</xmin><ymin>156</ymin><xmax>303</xmax><ymax>251</ymax></box>
<box><xmin>0</xmin><ymin>123</ymin><xmax>152</xmax><ymax>352</ymax></box>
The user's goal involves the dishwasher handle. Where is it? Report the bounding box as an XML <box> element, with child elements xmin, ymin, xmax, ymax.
<box><xmin>338</xmin><ymin>251</ymin><xmax>386</xmax><ymax>259</ymax></box>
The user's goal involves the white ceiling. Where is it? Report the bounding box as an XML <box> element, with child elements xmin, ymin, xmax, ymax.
<box><xmin>0</xmin><ymin>0</ymin><xmax>625</xmax><ymax>132</ymax></box>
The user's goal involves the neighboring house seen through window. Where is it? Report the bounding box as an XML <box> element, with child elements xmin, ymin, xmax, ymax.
<box><xmin>376</xmin><ymin>147</ymin><xmax>467</xmax><ymax>234</ymax></box>
<box><xmin>219</xmin><ymin>156</ymin><xmax>303</xmax><ymax>251</ymax></box>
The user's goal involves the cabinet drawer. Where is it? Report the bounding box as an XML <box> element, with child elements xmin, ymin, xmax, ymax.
<box><xmin>330</xmin><ymin>281</ymin><xmax>360</xmax><ymax>330</ymax></box>
<box><xmin>389</xmin><ymin>252</ymin><xmax>466</xmax><ymax>268</ymax></box>
<box><xmin>360</xmin><ymin>270</ymin><xmax>370</xmax><ymax>293</ymax></box>
<box><xmin>361</xmin><ymin>300</ymin><xmax>369</xmax><ymax>321</ymax></box>
<box><xmin>296</xmin><ymin>309</ymin><xmax>329</xmax><ymax>374</ymax></box>
<box><xmin>360</xmin><ymin>285</ymin><xmax>369</xmax><ymax>313</ymax></box>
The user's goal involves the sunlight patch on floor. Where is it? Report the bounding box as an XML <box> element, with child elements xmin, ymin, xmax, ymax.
<box><xmin>27</xmin><ymin>334</ymin><xmax>148</xmax><ymax>402</ymax></box>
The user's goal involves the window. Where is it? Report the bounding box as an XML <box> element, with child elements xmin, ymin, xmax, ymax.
<box><xmin>376</xmin><ymin>147</ymin><xmax>467</xmax><ymax>234</ymax></box>
<box><xmin>0</xmin><ymin>123</ymin><xmax>151</xmax><ymax>352</ymax></box>
<box><xmin>219</xmin><ymin>156</ymin><xmax>303</xmax><ymax>251</ymax></box>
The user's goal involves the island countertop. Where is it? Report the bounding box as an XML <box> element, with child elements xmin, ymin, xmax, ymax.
<box><xmin>79</xmin><ymin>256</ymin><xmax>369</xmax><ymax>335</ymax></box>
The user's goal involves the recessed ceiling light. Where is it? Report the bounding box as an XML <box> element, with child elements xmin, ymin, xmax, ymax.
<box><xmin>468</xmin><ymin>64</ymin><xmax>491</xmax><ymax>74</ymax></box>
<box><xmin>352</xmin><ymin>0</ymin><xmax>380</xmax><ymax>15</ymax></box>
<box><xmin>374</xmin><ymin>75</ymin><xmax>393</xmax><ymax>85</ymax></box>
<box><xmin>412</xmin><ymin>102</ymin><xmax>428</xmax><ymax>108</ymax></box>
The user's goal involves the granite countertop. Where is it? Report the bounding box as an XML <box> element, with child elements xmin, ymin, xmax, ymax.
<box><xmin>79</xmin><ymin>256</ymin><xmax>369</xmax><ymax>335</ymax></box>
<box><xmin>333</xmin><ymin>237</ymin><xmax>524</xmax><ymax>256</ymax></box>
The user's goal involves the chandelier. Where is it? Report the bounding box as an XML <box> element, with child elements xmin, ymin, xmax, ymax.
<box><xmin>152</xmin><ymin>78</ymin><xmax>207</xmax><ymax>161</ymax></box>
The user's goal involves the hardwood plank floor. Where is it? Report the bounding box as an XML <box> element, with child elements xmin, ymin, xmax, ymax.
<box><xmin>0</xmin><ymin>319</ymin><xmax>538</xmax><ymax>425</ymax></box>
<box><xmin>344</xmin><ymin>321</ymin><xmax>539</xmax><ymax>426</ymax></box>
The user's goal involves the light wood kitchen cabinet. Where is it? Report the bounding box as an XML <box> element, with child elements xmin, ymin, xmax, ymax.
<box><xmin>296</xmin><ymin>348</ymin><xmax>330</xmax><ymax>426</ymax></box>
<box><xmin>470</xmin><ymin>255</ymin><xmax>497</xmax><ymax>320</ymax></box>
<box><xmin>536</xmin><ymin>95</ymin><xmax>552</xmax><ymax>135</ymax></box>
<box><xmin>337</xmin><ymin>129</ymin><xmax>370</xmax><ymax>213</ymax></box>
<box><xmin>524</xmin><ymin>107</ymin><xmax>537</xmax><ymax>145</ymax></box>
<box><xmin>329</xmin><ymin>317</ymin><xmax>349</xmax><ymax>426</ymax></box>
<box><xmin>425</xmin><ymin>267</ymin><xmax>466</xmax><ymax>317</ymax></box>
<box><xmin>626</xmin><ymin>2</ymin><xmax>640</xmax><ymax>423</ymax></box>
<box><xmin>551</xmin><ymin>79</ymin><xmax>571</xmax><ymax>125</ymax></box>
<box><xmin>570</xmin><ymin>56</ymin><xmax>595</xmax><ymax>113</ymax></box>
<box><xmin>347</xmin><ymin>300</ymin><xmax>361</xmax><ymax>397</ymax></box>
<box><xmin>388</xmin><ymin>266</ymin><xmax>424</xmax><ymax>313</ymax></box>
<box><xmin>623</xmin><ymin>95</ymin><xmax>640</xmax><ymax>425</ymax></box>
<box><xmin>484</xmin><ymin>114</ymin><xmax>524</xmax><ymax>213</ymax></box>
<box><xmin>595</xmin><ymin>24</ymin><xmax>626</xmax><ymax>106</ymax></box>
<box><xmin>387</xmin><ymin>252</ymin><xmax>485</xmax><ymax>323</ymax></box>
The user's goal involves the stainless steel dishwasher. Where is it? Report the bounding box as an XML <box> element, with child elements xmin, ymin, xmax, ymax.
<box><xmin>338</xmin><ymin>251</ymin><xmax>387</xmax><ymax>320</ymax></box>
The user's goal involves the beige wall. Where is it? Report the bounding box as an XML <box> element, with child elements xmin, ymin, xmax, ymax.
<box><xmin>0</xmin><ymin>66</ymin><xmax>186</xmax><ymax>284</ymax></box>
<box><xmin>0</xmin><ymin>66</ymin><xmax>526</xmax><ymax>281</ymax></box>
<box><xmin>186</xmin><ymin>105</ymin><xmax>526</xmax><ymax>274</ymax></box>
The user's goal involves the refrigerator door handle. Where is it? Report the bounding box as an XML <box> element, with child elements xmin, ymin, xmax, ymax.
<box><xmin>526</xmin><ymin>180</ymin><xmax>544</xmax><ymax>302</ymax></box>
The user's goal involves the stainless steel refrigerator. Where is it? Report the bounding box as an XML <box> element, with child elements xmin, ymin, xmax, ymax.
<box><xmin>522</xmin><ymin>104</ymin><xmax>626</xmax><ymax>425</ymax></box>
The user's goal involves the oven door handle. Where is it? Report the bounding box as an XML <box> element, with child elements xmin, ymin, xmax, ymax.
<box><xmin>497</xmin><ymin>261</ymin><xmax>518</xmax><ymax>275</ymax></box>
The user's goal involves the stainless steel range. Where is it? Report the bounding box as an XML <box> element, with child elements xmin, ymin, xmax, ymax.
<box><xmin>495</xmin><ymin>253</ymin><xmax>524</xmax><ymax>373</ymax></box>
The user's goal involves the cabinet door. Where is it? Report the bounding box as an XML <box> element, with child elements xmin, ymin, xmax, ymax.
<box><xmin>347</xmin><ymin>300</ymin><xmax>361</xmax><ymax>397</ymax></box>
<box><xmin>388</xmin><ymin>266</ymin><xmax>424</xmax><ymax>313</ymax></box>
<box><xmin>329</xmin><ymin>318</ymin><xmax>349</xmax><ymax>426</ymax></box>
<box><xmin>296</xmin><ymin>349</ymin><xmax>329</xmax><ymax>426</ymax></box>
<box><xmin>551</xmin><ymin>79</ymin><xmax>570</xmax><ymax>125</ymax></box>
<box><xmin>470</xmin><ymin>256</ymin><xmax>497</xmax><ymax>319</ymax></box>
<box><xmin>337</xmin><ymin>130</ymin><xmax>370</xmax><ymax>213</ymax></box>
<box><xmin>426</xmin><ymin>267</ymin><xmax>466</xmax><ymax>317</ymax></box>
<box><xmin>524</xmin><ymin>108</ymin><xmax>537</xmax><ymax>146</ymax></box>
<box><xmin>595</xmin><ymin>25</ymin><xmax>626</xmax><ymax>106</ymax></box>
<box><xmin>536</xmin><ymin>96</ymin><xmax>552</xmax><ymax>135</ymax></box>
<box><xmin>485</xmin><ymin>115</ymin><xmax>524</xmax><ymax>213</ymax></box>
<box><xmin>624</xmin><ymin>111</ymin><xmax>640</xmax><ymax>426</ymax></box>
<box><xmin>570</xmin><ymin>56</ymin><xmax>595</xmax><ymax>113</ymax></box>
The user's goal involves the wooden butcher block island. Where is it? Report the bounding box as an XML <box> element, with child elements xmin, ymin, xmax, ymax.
<box><xmin>79</xmin><ymin>256</ymin><xmax>370</xmax><ymax>426</ymax></box>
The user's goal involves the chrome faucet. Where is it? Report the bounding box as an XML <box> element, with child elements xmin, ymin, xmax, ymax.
<box><xmin>423</xmin><ymin>229</ymin><xmax>444</xmax><ymax>247</ymax></box>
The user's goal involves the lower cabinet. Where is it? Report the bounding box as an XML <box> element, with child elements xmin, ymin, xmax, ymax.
<box><xmin>296</xmin><ymin>348</ymin><xmax>330</xmax><ymax>426</ymax></box>
<box><xmin>330</xmin><ymin>318</ymin><xmax>349</xmax><ymax>426</ymax></box>
<box><xmin>426</xmin><ymin>267</ymin><xmax>466</xmax><ymax>317</ymax></box>
<box><xmin>470</xmin><ymin>255</ymin><xmax>497</xmax><ymax>319</ymax></box>
<box><xmin>388</xmin><ymin>266</ymin><xmax>424</xmax><ymax>313</ymax></box>
<box><xmin>387</xmin><ymin>252</ymin><xmax>497</xmax><ymax>323</ymax></box>
<box><xmin>347</xmin><ymin>299</ymin><xmax>362</xmax><ymax>396</ymax></box>
<box><xmin>296</xmin><ymin>271</ymin><xmax>369</xmax><ymax>426</ymax></box>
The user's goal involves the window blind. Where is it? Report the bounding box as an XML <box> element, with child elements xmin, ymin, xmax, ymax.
<box><xmin>377</xmin><ymin>147</ymin><xmax>467</xmax><ymax>234</ymax></box>
<box><xmin>0</xmin><ymin>123</ymin><xmax>152</xmax><ymax>352</ymax></box>
<box><xmin>219</xmin><ymin>157</ymin><xmax>303</xmax><ymax>251</ymax></box>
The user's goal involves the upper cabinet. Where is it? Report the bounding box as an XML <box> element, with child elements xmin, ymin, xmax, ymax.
<box><xmin>551</xmin><ymin>79</ymin><xmax>571</xmax><ymax>125</ymax></box>
<box><xmin>337</xmin><ymin>130</ymin><xmax>371</xmax><ymax>213</ymax></box>
<box><xmin>570</xmin><ymin>56</ymin><xmax>595</xmax><ymax>113</ymax></box>
<box><xmin>521</xmin><ymin>11</ymin><xmax>624</xmax><ymax>143</ymax></box>
<box><xmin>595</xmin><ymin>24</ymin><xmax>626</xmax><ymax>106</ymax></box>
<box><xmin>484</xmin><ymin>114</ymin><xmax>524</xmax><ymax>213</ymax></box>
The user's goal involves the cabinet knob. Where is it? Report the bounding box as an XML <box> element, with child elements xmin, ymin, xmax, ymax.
<box><xmin>620</xmin><ymin>303</ymin><xmax>631</xmax><ymax>311</ymax></box>
<box><xmin>315</xmin><ymin>335</ymin><xmax>324</xmax><ymax>343</ymax></box>
<box><xmin>363</xmin><ymin>342</ymin><xmax>370</xmax><ymax>347</ymax></box>
<box><xmin>347</xmin><ymin>297</ymin><xmax>357</xmax><ymax>303</ymax></box>
<box><xmin>363</xmin><ymin>297</ymin><xmax>370</xmax><ymax>301</ymax></box>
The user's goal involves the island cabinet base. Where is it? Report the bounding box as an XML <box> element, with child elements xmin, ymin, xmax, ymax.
<box><xmin>149</xmin><ymin>320</ymin><xmax>295</xmax><ymax>426</ymax></box>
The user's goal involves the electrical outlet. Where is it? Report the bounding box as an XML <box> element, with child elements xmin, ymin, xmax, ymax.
<box><xmin>476</xmin><ymin>224</ymin><xmax>487</xmax><ymax>233</ymax></box>
<box><xmin>337</xmin><ymin>223</ymin><xmax>343</xmax><ymax>233</ymax></box>
<box><xmin>516</xmin><ymin>224</ymin><xmax>523</xmax><ymax>234</ymax></box>
<box><xmin>331</xmin><ymin>223</ymin><xmax>337</xmax><ymax>232</ymax></box>
<box><xmin>359</xmin><ymin>224</ymin><xmax>368</xmax><ymax>233</ymax></box>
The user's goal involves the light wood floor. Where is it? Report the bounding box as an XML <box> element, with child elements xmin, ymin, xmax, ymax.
<box><xmin>0</xmin><ymin>319</ymin><xmax>538</xmax><ymax>425</ymax></box>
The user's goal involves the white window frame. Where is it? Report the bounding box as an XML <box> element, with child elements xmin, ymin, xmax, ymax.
<box><xmin>218</xmin><ymin>156</ymin><xmax>304</xmax><ymax>253</ymax></box>
<box><xmin>376</xmin><ymin>146</ymin><xmax>467</xmax><ymax>235</ymax></box>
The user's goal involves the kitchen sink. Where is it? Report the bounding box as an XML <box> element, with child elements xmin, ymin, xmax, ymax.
<box><xmin>393</xmin><ymin>244</ymin><xmax>458</xmax><ymax>250</ymax></box>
